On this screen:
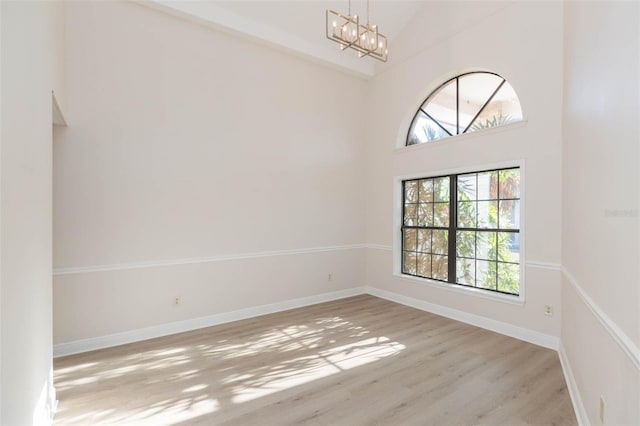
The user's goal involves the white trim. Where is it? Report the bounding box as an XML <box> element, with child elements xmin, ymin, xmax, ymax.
<box><xmin>391</xmin><ymin>160</ymin><xmax>526</xmax><ymax>185</ymax></box>
<box><xmin>53</xmin><ymin>287</ymin><xmax>367</xmax><ymax>357</ymax></box>
<box><xmin>562</xmin><ymin>267</ymin><xmax>640</xmax><ymax>370</ymax></box>
<box><xmin>53</xmin><ymin>244</ymin><xmax>365</xmax><ymax>276</ymax></box>
<box><xmin>364</xmin><ymin>286</ymin><xmax>559</xmax><ymax>350</ymax></box>
<box><xmin>363</xmin><ymin>244</ymin><xmax>393</xmax><ymax>251</ymax></box>
<box><xmin>392</xmin><ymin>273</ymin><xmax>524</xmax><ymax>305</ymax></box>
<box><xmin>396</xmin><ymin>120</ymin><xmax>528</xmax><ymax>152</ymax></box>
<box><xmin>53</xmin><ymin>244</ymin><xmax>560</xmax><ymax>277</ymax></box>
<box><xmin>525</xmin><ymin>261</ymin><xmax>561</xmax><ymax>271</ymax></box>
<box><xmin>558</xmin><ymin>342</ymin><xmax>589</xmax><ymax>426</ymax></box>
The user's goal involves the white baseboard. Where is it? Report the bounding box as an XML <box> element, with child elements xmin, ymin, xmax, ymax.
<box><xmin>364</xmin><ymin>286</ymin><xmax>559</xmax><ymax>350</ymax></box>
<box><xmin>54</xmin><ymin>285</ymin><xmax>561</xmax><ymax>357</ymax></box>
<box><xmin>558</xmin><ymin>342</ymin><xmax>589</xmax><ymax>426</ymax></box>
<box><xmin>53</xmin><ymin>287</ymin><xmax>367</xmax><ymax>357</ymax></box>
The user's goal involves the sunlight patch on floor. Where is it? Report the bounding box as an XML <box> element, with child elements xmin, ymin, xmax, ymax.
<box><xmin>182</xmin><ymin>384</ymin><xmax>209</xmax><ymax>393</ymax></box>
<box><xmin>123</xmin><ymin>397</ymin><xmax>220</xmax><ymax>425</ymax></box>
<box><xmin>64</xmin><ymin>398</ymin><xmax>220</xmax><ymax>426</ymax></box>
<box><xmin>54</xmin><ymin>313</ymin><xmax>408</xmax><ymax>424</ymax></box>
<box><xmin>230</xmin><ymin>336</ymin><xmax>405</xmax><ymax>403</ymax></box>
<box><xmin>56</xmin><ymin>361</ymin><xmax>100</xmax><ymax>375</ymax></box>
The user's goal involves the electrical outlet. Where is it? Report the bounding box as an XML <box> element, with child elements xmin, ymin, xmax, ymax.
<box><xmin>600</xmin><ymin>396</ymin><xmax>605</xmax><ymax>424</ymax></box>
<box><xmin>544</xmin><ymin>305</ymin><xmax>553</xmax><ymax>316</ymax></box>
<box><xmin>174</xmin><ymin>296</ymin><xmax>181</xmax><ymax>305</ymax></box>
<box><xmin>328</xmin><ymin>273</ymin><xmax>333</xmax><ymax>282</ymax></box>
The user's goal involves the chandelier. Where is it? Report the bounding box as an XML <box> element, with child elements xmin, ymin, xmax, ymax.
<box><xmin>326</xmin><ymin>0</ymin><xmax>388</xmax><ymax>62</ymax></box>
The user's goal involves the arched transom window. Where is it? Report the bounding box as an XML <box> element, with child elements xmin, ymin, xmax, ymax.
<box><xmin>407</xmin><ymin>71</ymin><xmax>523</xmax><ymax>145</ymax></box>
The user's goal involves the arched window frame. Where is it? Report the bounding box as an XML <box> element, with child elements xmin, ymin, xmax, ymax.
<box><xmin>405</xmin><ymin>71</ymin><xmax>524</xmax><ymax>146</ymax></box>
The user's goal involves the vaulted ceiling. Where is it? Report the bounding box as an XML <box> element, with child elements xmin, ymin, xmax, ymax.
<box><xmin>139</xmin><ymin>1</ymin><xmax>512</xmax><ymax>79</ymax></box>
<box><xmin>139</xmin><ymin>1</ymin><xmax>424</xmax><ymax>77</ymax></box>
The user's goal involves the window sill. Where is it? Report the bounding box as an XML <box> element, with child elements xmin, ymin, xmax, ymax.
<box><xmin>395</xmin><ymin>120</ymin><xmax>528</xmax><ymax>153</ymax></box>
<box><xmin>393</xmin><ymin>272</ymin><xmax>525</xmax><ymax>306</ymax></box>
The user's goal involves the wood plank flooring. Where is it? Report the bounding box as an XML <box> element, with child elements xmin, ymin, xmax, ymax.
<box><xmin>53</xmin><ymin>295</ymin><xmax>577</xmax><ymax>425</ymax></box>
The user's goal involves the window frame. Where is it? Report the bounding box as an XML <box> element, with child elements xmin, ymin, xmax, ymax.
<box><xmin>405</xmin><ymin>71</ymin><xmax>524</xmax><ymax>146</ymax></box>
<box><xmin>393</xmin><ymin>161</ymin><xmax>525</xmax><ymax>304</ymax></box>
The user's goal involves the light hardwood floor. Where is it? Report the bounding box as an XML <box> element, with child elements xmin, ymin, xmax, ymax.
<box><xmin>54</xmin><ymin>295</ymin><xmax>577</xmax><ymax>425</ymax></box>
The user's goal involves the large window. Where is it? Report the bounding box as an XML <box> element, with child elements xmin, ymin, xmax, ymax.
<box><xmin>401</xmin><ymin>167</ymin><xmax>521</xmax><ymax>296</ymax></box>
<box><xmin>406</xmin><ymin>72</ymin><xmax>523</xmax><ymax>146</ymax></box>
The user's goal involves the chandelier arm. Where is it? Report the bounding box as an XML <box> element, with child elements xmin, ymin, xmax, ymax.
<box><xmin>325</xmin><ymin>6</ymin><xmax>388</xmax><ymax>62</ymax></box>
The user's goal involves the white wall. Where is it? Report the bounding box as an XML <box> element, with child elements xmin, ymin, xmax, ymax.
<box><xmin>562</xmin><ymin>1</ymin><xmax>639</xmax><ymax>424</ymax></box>
<box><xmin>46</xmin><ymin>1</ymin><xmax>640</xmax><ymax>423</ymax></box>
<box><xmin>372</xmin><ymin>1</ymin><xmax>512</xmax><ymax>76</ymax></box>
<box><xmin>1</xmin><ymin>1</ymin><xmax>64</xmax><ymax>424</ymax></box>
<box><xmin>53</xmin><ymin>1</ymin><xmax>367</xmax><ymax>346</ymax></box>
<box><xmin>364</xmin><ymin>2</ymin><xmax>564</xmax><ymax>342</ymax></box>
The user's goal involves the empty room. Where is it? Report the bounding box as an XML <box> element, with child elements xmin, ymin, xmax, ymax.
<box><xmin>1</xmin><ymin>0</ymin><xmax>638</xmax><ymax>425</ymax></box>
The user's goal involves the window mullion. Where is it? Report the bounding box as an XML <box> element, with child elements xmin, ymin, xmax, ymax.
<box><xmin>462</xmin><ymin>79</ymin><xmax>506</xmax><ymax>134</ymax></box>
<box><xmin>420</xmin><ymin>109</ymin><xmax>453</xmax><ymax>137</ymax></box>
<box><xmin>456</xmin><ymin>77</ymin><xmax>460</xmax><ymax>135</ymax></box>
<box><xmin>448</xmin><ymin>174</ymin><xmax>457</xmax><ymax>283</ymax></box>
<box><xmin>401</xmin><ymin>181</ymin><xmax>405</xmax><ymax>257</ymax></box>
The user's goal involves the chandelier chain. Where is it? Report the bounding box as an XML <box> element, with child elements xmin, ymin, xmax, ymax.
<box><xmin>367</xmin><ymin>0</ymin><xmax>369</xmax><ymax>25</ymax></box>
